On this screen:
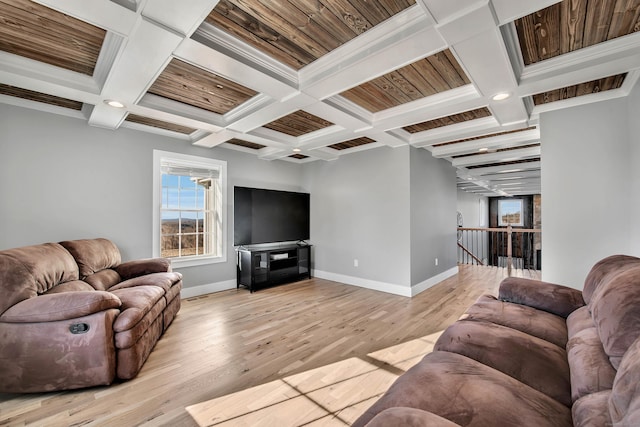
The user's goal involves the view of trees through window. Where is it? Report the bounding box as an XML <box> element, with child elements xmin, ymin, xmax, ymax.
<box><xmin>160</xmin><ymin>174</ymin><xmax>215</xmax><ymax>258</ymax></box>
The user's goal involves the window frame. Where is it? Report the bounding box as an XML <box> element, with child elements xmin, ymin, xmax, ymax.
<box><xmin>152</xmin><ymin>150</ymin><xmax>227</xmax><ymax>268</ymax></box>
<box><xmin>497</xmin><ymin>198</ymin><xmax>524</xmax><ymax>227</ymax></box>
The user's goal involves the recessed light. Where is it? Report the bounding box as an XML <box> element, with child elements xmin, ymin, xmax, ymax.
<box><xmin>492</xmin><ymin>92</ymin><xmax>510</xmax><ymax>101</ymax></box>
<box><xmin>104</xmin><ymin>99</ymin><xmax>125</xmax><ymax>108</ymax></box>
<box><xmin>292</xmin><ymin>148</ymin><xmax>302</xmax><ymax>153</ymax></box>
<box><xmin>478</xmin><ymin>147</ymin><xmax>489</xmax><ymax>152</ymax></box>
<box><xmin>215</xmin><ymin>84</ymin><xmax>224</xmax><ymax>89</ymax></box>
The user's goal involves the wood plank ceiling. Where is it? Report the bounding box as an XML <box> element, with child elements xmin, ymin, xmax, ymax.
<box><xmin>1</xmin><ymin>0</ymin><xmax>640</xmax><ymax>196</ymax></box>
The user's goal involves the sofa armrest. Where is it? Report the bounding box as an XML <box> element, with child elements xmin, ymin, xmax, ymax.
<box><xmin>0</xmin><ymin>291</ymin><xmax>121</xmax><ymax>323</ymax></box>
<box><xmin>115</xmin><ymin>258</ymin><xmax>171</xmax><ymax>280</ymax></box>
<box><xmin>499</xmin><ymin>277</ymin><xmax>585</xmax><ymax>318</ymax></box>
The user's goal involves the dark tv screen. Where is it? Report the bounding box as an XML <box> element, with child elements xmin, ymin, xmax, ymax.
<box><xmin>234</xmin><ymin>187</ymin><xmax>310</xmax><ymax>246</ymax></box>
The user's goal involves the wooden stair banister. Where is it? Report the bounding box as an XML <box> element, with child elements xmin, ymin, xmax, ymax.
<box><xmin>457</xmin><ymin>242</ymin><xmax>484</xmax><ymax>266</ymax></box>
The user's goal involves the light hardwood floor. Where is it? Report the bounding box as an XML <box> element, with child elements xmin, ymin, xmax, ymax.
<box><xmin>0</xmin><ymin>265</ymin><xmax>540</xmax><ymax>426</ymax></box>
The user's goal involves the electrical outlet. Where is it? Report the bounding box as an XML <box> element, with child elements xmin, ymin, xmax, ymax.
<box><xmin>435</xmin><ymin>258</ymin><xmax>438</xmax><ymax>266</ymax></box>
<box><xmin>354</xmin><ymin>259</ymin><xmax>359</xmax><ymax>267</ymax></box>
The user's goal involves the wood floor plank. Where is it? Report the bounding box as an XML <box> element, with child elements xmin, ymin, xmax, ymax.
<box><xmin>0</xmin><ymin>265</ymin><xmax>538</xmax><ymax>426</ymax></box>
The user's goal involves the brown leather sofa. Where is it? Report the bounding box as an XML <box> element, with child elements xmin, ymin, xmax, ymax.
<box><xmin>354</xmin><ymin>255</ymin><xmax>640</xmax><ymax>426</ymax></box>
<box><xmin>0</xmin><ymin>238</ymin><xmax>182</xmax><ymax>393</ymax></box>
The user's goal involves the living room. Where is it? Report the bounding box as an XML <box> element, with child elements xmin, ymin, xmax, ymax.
<box><xmin>2</xmin><ymin>0</ymin><xmax>640</xmax><ymax>425</ymax></box>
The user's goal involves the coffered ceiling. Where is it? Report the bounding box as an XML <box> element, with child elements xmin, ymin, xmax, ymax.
<box><xmin>1</xmin><ymin>0</ymin><xmax>640</xmax><ymax>196</ymax></box>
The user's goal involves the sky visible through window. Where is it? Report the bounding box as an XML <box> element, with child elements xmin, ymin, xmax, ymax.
<box><xmin>161</xmin><ymin>175</ymin><xmax>205</xmax><ymax>221</ymax></box>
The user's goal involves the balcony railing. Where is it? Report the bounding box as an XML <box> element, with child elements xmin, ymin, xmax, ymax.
<box><xmin>457</xmin><ymin>226</ymin><xmax>541</xmax><ymax>276</ymax></box>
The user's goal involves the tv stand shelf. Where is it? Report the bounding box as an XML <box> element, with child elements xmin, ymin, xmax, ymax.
<box><xmin>236</xmin><ymin>244</ymin><xmax>311</xmax><ymax>292</ymax></box>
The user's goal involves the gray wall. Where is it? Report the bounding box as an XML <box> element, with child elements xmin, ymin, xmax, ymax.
<box><xmin>1</xmin><ymin>103</ymin><xmax>459</xmax><ymax>296</ymax></box>
<box><xmin>302</xmin><ymin>146</ymin><xmax>412</xmax><ymax>288</ymax></box>
<box><xmin>629</xmin><ymin>81</ymin><xmax>640</xmax><ymax>255</ymax></box>
<box><xmin>457</xmin><ymin>190</ymin><xmax>488</xmax><ymax>228</ymax></box>
<box><xmin>0</xmin><ymin>104</ymin><xmax>303</xmax><ymax>289</ymax></box>
<box><xmin>540</xmin><ymin>96</ymin><xmax>632</xmax><ymax>288</ymax></box>
<box><xmin>410</xmin><ymin>147</ymin><xmax>457</xmax><ymax>286</ymax></box>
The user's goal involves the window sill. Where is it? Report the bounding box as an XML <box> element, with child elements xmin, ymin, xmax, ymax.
<box><xmin>168</xmin><ymin>254</ymin><xmax>227</xmax><ymax>269</ymax></box>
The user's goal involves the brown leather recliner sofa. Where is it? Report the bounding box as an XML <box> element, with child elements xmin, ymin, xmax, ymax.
<box><xmin>0</xmin><ymin>238</ymin><xmax>182</xmax><ymax>393</ymax></box>
<box><xmin>354</xmin><ymin>255</ymin><xmax>640</xmax><ymax>427</ymax></box>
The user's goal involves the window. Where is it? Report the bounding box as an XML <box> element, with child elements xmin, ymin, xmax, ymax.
<box><xmin>153</xmin><ymin>150</ymin><xmax>227</xmax><ymax>267</ymax></box>
<box><xmin>498</xmin><ymin>198</ymin><xmax>523</xmax><ymax>226</ymax></box>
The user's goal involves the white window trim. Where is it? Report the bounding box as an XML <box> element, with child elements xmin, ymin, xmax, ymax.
<box><xmin>153</xmin><ymin>150</ymin><xmax>227</xmax><ymax>268</ymax></box>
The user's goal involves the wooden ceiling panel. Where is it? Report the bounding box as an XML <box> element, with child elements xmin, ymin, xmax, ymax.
<box><xmin>533</xmin><ymin>73</ymin><xmax>626</xmax><ymax>105</ymax></box>
<box><xmin>0</xmin><ymin>0</ymin><xmax>105</xmax><ymax>75</ymax></box>
<box><xmin>328</xmin><ymin>137</ymin><xmax>375</xmax><ymax>150</ymax></box>
<box><xmin>205</xmin><ymin>0</ymin><xmax>416</xmax><ymax>70</ymax></box>
<box><xmin>0</xmin><ymin>83</ymin><xmax>82</xmax><ymax>110</ymax></box>
<box><xmin>147</xmin><ymin>59</ymin><xmax>258</xmax><ymax>115</ymax></box>
<box><xmin>403</xmin><ymin>107</ymin><xmax>492</xmax><ymax>134</ymax></box>
<box><xmin>340</xmin><ymin>49</ymin><xmax>470</xmax><ymax>112</ymax></box>
<box><xmin>125</xmin><ymin>114</ymin><xmax>197</xmax><ymax>135</ymax></box>
<box><xmin>515</xmin><ymin>0</ymin><xmax>640</xmax><ymax>66</ymax></box>
<box><xmin>226</xmin><ymin>138</ymin><xmax>266</xmax><ymax>150</ymax></box>
<box><xmin>289</xmin><ymin>153</ymin><xmax>309</xmax><ymax>159</ymax></box>
<box><xmin>264</xmin><ymin>110</ymin><xmax>334</xmax><ymax>137</ymax></box>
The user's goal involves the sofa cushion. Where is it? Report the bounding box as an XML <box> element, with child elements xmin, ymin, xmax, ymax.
<box><xmin>566</xmin><ymin>328</ymin><xmax>616</xmax><ymax>403</ymax></box>
<box><xmin>499</xmin><ymin>277</ymin><xmax>584</xmax><ymax>318</ymax></box>
<box><xmin>566</xmin><ymin>306</ymin><xmax>593</xmax><ymax>338</ymax></box>
<box><xmin>43</xmin><ymin>280</ymin><xmax>95</xmax><ymax>294</ymax></box>
<box><xmin>434</xmin><ymin>320</ymin><xmax>571</xmax><ymax>406</ymax></box>
<box><xmin>583</xmin><ymin>254</ymin><xmax>640</xmax><ymax>305</ymax></box>
<box><xmin>111</xmin><ymin>286</ymin><xmax>165</xmax><ymax>332</ymax></box>
<box><xmin>572</xmin><ymin>391</ymin><xmax>612</xmax><ymax>427</ymax></box>
<box><xmin>109</xmin><ymin>272</ymin><xmax>182</xmax><ymax>292</ymax></box>
<box><xmin>461</xmin><ymin>295</ymin><xmax>568</xmax><ymax>348</ymax></box>
<box><xmin>59</xmin><ymin>238</ymin><xmax>121</xmax><ymax>278</ymax></box>
<box><xmin>609</xmin><ymin>336</ymin><xmax>640</xmax><ymax>425</ymax></box>
<box><xmin>84</xmin><ymin>269</ymin><xmax>121</xmax><ymax>291</ymax></box>
<box><xmin>365</xmin><ymin>407</ymin><xmax>460</xmax><ymax>427</ymax></box>
<box><xmin>114</xmin><ymin>297</ymin><xmax>166</xmax><ymax>349</ymax></box>
<box><xmin>353</xmin><ymin>351</ymin><xmax>572</xmax><ymax>427</ymax></box>
<box><xmin>590</xmin><ymin>264</ymin><xmax>640</xmax><ymax>368</ymax></box>
<box><xmin>0</xmin><ymin>243</ymin><xmax>79</xmax><ymax>315</ymax></box>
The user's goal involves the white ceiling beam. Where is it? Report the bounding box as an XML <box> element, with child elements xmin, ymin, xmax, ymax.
<box><xmin>432</xmin><ymin>127</ymin><xmax>539</xmax><ymax>157</ymax></box>
<box><xmin>491</xmin><ymin>0</ymin><xmax>562</xmax><ymax>25</ymax></box>
<box><xmin>517</xmin><ymin>32</ymin><xmax>640</xmax><ymax>97</ymax></box>
<box><xmin>88</xmin><ymin>18</ymin><xmax>185</xmax><ymax>129</ymax></box>
<box><xmin>33</xmin><ymin>0</ymin><xmax>138</xmax><ymax>36</ymax></box>
<box><xmin>300</xmin><ymin>6</ymin><xmax>445</xmax><ymax>99</ymax></box>
<box><xmin>141</xmin><ymin>0</ymin><xmax>219</xmax><ymax>37</ymax></box>
<box><xmin>461</xmin><ymin>160</ymin><xmax>541</xmax><ymax>176</ymax></box>
<box><xmin>174</xmin><ymin>38</ymin><xmax>299</xmax><ymax>101</ymax></box>
<box><xmin>452</xmin><ymin>145</ymin><xmax>540</xmax><ymax>167</ymax></box>
<box><xmin>374</xmin><ymin>85</ymin><xmax>482</xmax><ymax>131</ymax></box>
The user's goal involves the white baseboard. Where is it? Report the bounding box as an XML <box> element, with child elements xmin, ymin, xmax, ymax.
<box><xmin>313</xmin><ymin>270</ymin><xmax>412</xmax><ymax>297</ymax></box>
<box><xmin>180</xmin><ymin>279</ymin><xmax>237</xmax><ymax>299</ymax></box>
<box><xmin>179</xmin><ymin>266</ymin><xmax>460</xmax><ymax>299</ymax></box>
<box><xmin>410</xmin><ymin>266</ymin><xmax>459</xmax><ymax>297</ymax></box>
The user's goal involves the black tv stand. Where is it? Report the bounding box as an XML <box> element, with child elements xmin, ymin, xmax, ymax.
<box><xmin>236</xmin><ymin>244</ymin><xmax>312</xmax><ymax>292</ymax></box>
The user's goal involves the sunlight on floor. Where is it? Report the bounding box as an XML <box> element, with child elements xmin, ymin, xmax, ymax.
<box><xmin>186</xmin><ymin>331</ymin><xmax>443</xmax><ymax>426</ymax></box>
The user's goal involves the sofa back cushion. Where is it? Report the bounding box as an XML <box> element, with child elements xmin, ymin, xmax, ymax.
<box><xmin>583</xmin><ymin>255</ymin><xmax>640</xmax><ymax>305</ymax></box>
<box><xmin>0</xmin><ymin>243</ymin><xmax>79</xmax><ymax>315</ymax></box>
<box><xmin>590</xmin><ymin>264</ymin><xmax>640</xmax><ymax>369</ymax></box>
<box><xmin>609</xmin><ymin>336</ymin><xmax>640</xmax><ymax>425</ymax></box>
<box><xmin>59</xmin><ymin>238</ymin><xmax>121</xmax><ymax>278</ymax></box>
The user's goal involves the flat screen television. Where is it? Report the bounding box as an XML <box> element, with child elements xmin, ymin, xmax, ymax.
<box><xmin>234</xmin><ymin>186</ymin><xmax>310</xmax><ymax>246</ymax></box>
